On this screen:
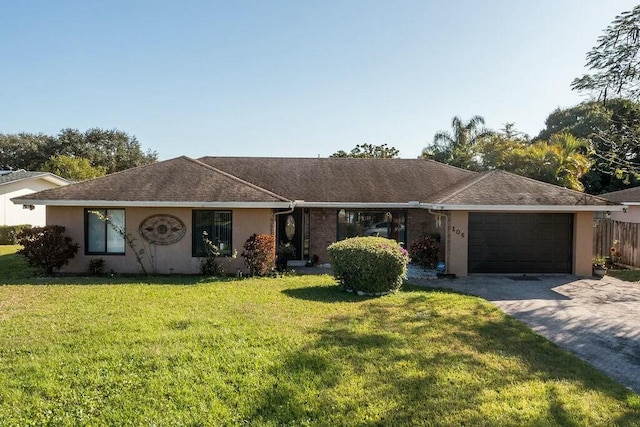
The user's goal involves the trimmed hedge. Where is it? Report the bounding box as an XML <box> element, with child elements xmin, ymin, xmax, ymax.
<box><xmin>0</xmin><ymin>224</ymin><xmax>31</xmax><ymax>245</ymax></box>
<box><xmin>328</xmin><ymin>236</ymin><xmax>410</xmax><ymax>294</ymax></box>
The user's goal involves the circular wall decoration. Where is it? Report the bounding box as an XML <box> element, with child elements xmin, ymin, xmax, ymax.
<box><xmin>139</xmin><ymin>214</ymin><xmax>186</xmax><ymax>245</ymax></box>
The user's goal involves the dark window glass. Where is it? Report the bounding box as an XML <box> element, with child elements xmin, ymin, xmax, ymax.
<box><xmin>337</xmin><ymin>210</ymin><xmax>406</xmax><ymax>244</ymax></box>
<box><xmin>85</xmin><ymin>209</ymin><xmax>126</xmax><ymax>255</ymax></box>
<box><xmin>192</xmin><ymin>210</ymin><xmax>232</xmax><ymax>257</ymax></box>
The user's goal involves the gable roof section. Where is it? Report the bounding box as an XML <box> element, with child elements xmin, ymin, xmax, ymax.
<box><xmin>600</xmin><ymin>186</ymin><xmax>640</xmax><ymax>203</ymax></box>
<box><xmin>13</xmin><ymin>156</ymin><xmax>290</xmax><ymax>207</ymax></box>
<box><xmin>431</xmin><ymin>170</ymin><xmax>613</xmax><ymax>208</ymax></box>
<box><xmin>199</xmin><ymin>157</ymin><xmax>477</xmax><ymax>203</ymax></box>
<box><xmin>0</xmin><ymin>170</ymin><xmax>69</xmax><ymax>187</ymax></box>
<box><xmin>13</xmin><ymin>156</ymin><xmax>620</xmax><ymax>210</ymax></box>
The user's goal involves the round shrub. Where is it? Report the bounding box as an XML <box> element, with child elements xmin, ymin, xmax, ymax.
<box><xmin>327</xmin><ymin>236</ymin><xmax>410</xmax><ymax>294</ymax></box>
<box><xmin>17</xmin><ymin>225</ymin><xmax>79</xmax><ymax>275</ymax></box>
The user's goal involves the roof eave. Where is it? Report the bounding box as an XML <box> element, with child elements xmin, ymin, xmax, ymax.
<box><xmin>10</xmin><ymin>199</ymin><xmax>293</xmax><ymax>209</ymax></box>
<box><xmin>288</xmin><ymin>201</ymin><xmax>624</xmax><ymax>212</ymax></box>
<box><xmin>432</xmin><ymin>204</ymin><xmax>625</xmax><ymax>212</ymax></box>
<box><xmin>294</xmin><ymin>201</ymin><xmax>422</xmax><ymax>209</ymax></box>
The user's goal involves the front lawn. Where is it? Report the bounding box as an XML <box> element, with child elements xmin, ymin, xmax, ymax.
<box><xmin>0</xmin><ymin>247</ymin><xmax>639</xmax><ymax>425</ymax></box>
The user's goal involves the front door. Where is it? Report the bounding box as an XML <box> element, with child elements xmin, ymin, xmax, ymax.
<box><xmin>277</xmin><ymin>208</ymin><xmax>304</xmax><ymax>261</ymax></box>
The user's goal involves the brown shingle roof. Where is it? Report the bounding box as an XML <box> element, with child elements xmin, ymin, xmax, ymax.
<box><xmin>600</xmin><ymin>186</ymin><xmax>640</xmax><ymax>203</ymax></box>
<box><xmin>431</xmin><ymin>170</ymin><xmax>612</xmax><ymax>206</ymax></box>
<box><xmin>199</xmin><ymin>157</ymin><xmax>477</xmax><ymax>203</ymax></box>
<box><xmin>17</xmin><ymin>156</ymin><xmax>289</xmax><ymax>204</ymax></box>
<box><xmin>15</xmin><ymin>156</ymin><xmax>617</xmax><ymax>208</ymax></box>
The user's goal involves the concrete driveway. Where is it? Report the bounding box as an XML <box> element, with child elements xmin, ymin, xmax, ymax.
<box><xmin>411</xmin><ymin>274</ymin><xmax>640</xmax><ymax>394</ymax></box>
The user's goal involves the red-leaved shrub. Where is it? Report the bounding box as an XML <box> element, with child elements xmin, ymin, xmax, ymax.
<box><xmin>17</xmin><ymin>225</ymin><xmax>79</xmax><ymax>274</ymax></box>
<box><xmin>241</xmin><ymin>234</ymin><xmax>275</xmax><ymax>276</ymax></box>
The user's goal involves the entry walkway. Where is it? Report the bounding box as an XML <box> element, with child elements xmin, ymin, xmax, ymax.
<box><xmin>411</xmin><ymin>274</ymin><xmax>640</xmax><ymax>394</ymax></box>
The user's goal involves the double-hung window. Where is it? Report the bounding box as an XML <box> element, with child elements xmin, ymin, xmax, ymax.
<box><xmin>192</xmin><ymin>210</ymin><xmax>232</xmax><ymax>257</ymax></box>
<box><xmin>85</xmin><ymin>209</ymin><xmax>126</xmax><ymax>255</ymax></box>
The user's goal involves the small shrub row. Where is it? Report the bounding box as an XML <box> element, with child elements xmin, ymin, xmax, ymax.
<box><xmin>328</xmin><ymin>236</ymin><xmax>409</xmax><ymax>294</ymax></box>
<box><xmin>0</xmin><ymin>224</ymin><xmax>31</xmax><ymax>245</ymax></box>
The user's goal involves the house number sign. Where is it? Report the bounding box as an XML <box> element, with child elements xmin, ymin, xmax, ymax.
<box><xmin>139</xmin><ymin>214</ymin><xmax>186</xmax><ymax>245</ymax></box>
<box><xmin>451</xmin><ymin>226</ymin><xmax>465</xmax><ymax>238</ymax></box>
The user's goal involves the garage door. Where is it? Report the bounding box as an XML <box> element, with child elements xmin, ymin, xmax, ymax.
<box><xmin>468</xmin><ymin>213</ymin><xmax>573</xmax><ymax>274</ymax></box>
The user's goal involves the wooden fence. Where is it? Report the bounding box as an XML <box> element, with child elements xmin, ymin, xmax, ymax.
<box><xmin>593</xmin><ymin>219</ymin><xmax>640</xmax><ymax>267</ymax></box>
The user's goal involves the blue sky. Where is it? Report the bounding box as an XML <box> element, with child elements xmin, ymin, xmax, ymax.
<box><xmin>1</xmin><ymin>1</ymin><xmax>638</xmax><ymax>160</ymax></box>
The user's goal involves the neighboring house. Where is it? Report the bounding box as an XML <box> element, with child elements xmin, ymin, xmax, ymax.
<box><xmin>12</xmin><ymin>156</ymin><xmax>619</xmax><ymax>276</ymax></box>
<box><xmin>600</xmin><ymin>187</ymin><xmax>640</xmax><ymax>223</ymax></box>
<box><xmin>1</xmin><ymin>169</ymin><xmax>70</xmax><ymax>226</ymax></box>
<box><xmin>595</xmin><ymin>187</ymin><xmax>640</xmax><ymax>267</ymax></box>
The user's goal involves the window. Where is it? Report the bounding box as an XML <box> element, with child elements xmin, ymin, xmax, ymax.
<box><xmin>337</xmin><ymin>210</ymin><xmax>406</xmax><ymax>244</ymax></box>
<box><xmin>192</xmin><ymin>210</ymin><xmax>232</xmax><ymax>257</ymax></box>
<box><xmin>85</xmin><ymin>209</ymin><xmax>126</xmax><ymax>255</ymax></box>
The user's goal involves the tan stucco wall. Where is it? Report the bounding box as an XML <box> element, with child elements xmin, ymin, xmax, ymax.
<box><xmin>447</xmin><ymin>211</ymin><xmax>469</xmax><ymax>277</ymax></box>
<box><xmin>574</xmin><ymin>211</ymin><xmax>594</xmax><ymax>276</ymax></box>
<box><xmin>46</xmin><ymin>206</ymin><xmax>273</xmax><ymax>274</ymax></box>
<box><xmin>3</xmin><ymin>179</ymin><xmax>62</xmax><ymax>226</ymax></box>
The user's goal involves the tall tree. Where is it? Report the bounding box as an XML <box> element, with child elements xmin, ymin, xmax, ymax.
<box><xmin>537</xmin><ymin>99</ymin><xmax>640</xmax><ymax>193</ymax></box>
<box><xmin>0</xmin><ymin>133</ymin><xmax>55</xmax><ymax>170</ymax></box>
<box><xmin>0</xmin><ymin>128</ymin><xmax>157</xmax><ymax>174</ymax></box>
<box><xmin>422</xmin><ymin>115</ymin><xmax>492</xmax><ymax>170</ymax></box>
<box><xmin>572</xmin><ymin>5</ymin><xmax>640</xmax><ymax>101</ymax></box>
<box><xmin>331</xmin><ymin>143</ymin><xmax>400</xmax><ymax>158</ymax></box>
<box><xmin>478</xmin><ymin>132</ymin><xmax>590</xmax><ymax>191</ymax></box>
<box><xmin>41</xmin><ymin>155</ymin><xmax>107</xmax><ymax>181</ymax></box>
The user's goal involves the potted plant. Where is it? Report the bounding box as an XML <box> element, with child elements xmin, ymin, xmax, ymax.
<box><xmin>593</xmin><ymin>256</ymin><xmax>607</xmax><ymax>277</ymax></box>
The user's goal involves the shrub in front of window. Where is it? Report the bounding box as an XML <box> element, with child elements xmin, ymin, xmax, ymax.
<box><xmin>241</xmin><ymin>234</ymin><xmax>275</xmax><ymax>276</ymax></box>
<box><xmin>328</xmin><ymin>236</ymin><xmax>410</xmax><ymax>294</ymax></box>
<box><xmin>88</xmin><ymin>258</ymin><xmax>105</xmax><ymax>276</ymax></box>
<box><xmin>200</xmin><ymin>231</ymin><xmax>231</xmax><ymax>276</ymax></box>
<box><xmin>0</xmin><ymin>224</ymin><xmax>31</xmax><ymax>245</ymax></box>
<box><xmin>409</xmin><ymin>235</ymin><xmax>440</xmax><ymax>268</ymax></box>
<box><xmin>17</xmin><ymin>225</ymin><xmax>79</xmax><ymax>275</ymax></box>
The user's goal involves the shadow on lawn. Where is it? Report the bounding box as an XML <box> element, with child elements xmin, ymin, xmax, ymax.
<box><xmin>281</xmin><ymin>285</ymin><xmax>377</xmax><ymax>303</ymax></box>
<box><xmin>249</xmin><ymin>287</ymin><xmax>640</xmax><ymax>425</ymax></box>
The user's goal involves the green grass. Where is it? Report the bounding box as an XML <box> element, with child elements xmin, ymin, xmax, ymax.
<box><xmin>608</xmin><ymin>269</ymin><xmax>640</xmax><ymax>282</ymax></box>
<box><xmin>1</xmin><ymin>246</ymin><xmax>639</xmax><ymax>425</ymax></box>
<box><xmin>0</xmin><ymin>245</ymin><xmax>39</xmax><ymax>280</ymax></box>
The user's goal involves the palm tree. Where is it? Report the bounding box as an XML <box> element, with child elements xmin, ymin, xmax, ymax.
<box><xmin>423</xmin><ymin>115</ymin><xmax>492</xmax><ymax>170</ymax></box>
<box><xmin>547</xmin><ymin>133</ymin><xmax>591</xmax><ymax>191</ymax></box>
<box><xmin>505</xmin><ymin>133</ymin><xmax>590</xmax><ymax>191</ymax></box>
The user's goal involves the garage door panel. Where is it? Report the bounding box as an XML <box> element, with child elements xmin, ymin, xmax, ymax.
<box><xmin>468</xmin><ymin>213</ymin><xmax>573</xmax><ymax>274</ymax></box>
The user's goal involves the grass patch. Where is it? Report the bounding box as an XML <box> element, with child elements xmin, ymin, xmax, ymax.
<box><xmin>0</xmin><ymin>245</ymin><xmax>39</xmax><ymax>280</ymax></box>
<box><xmin>608</xmin><ymin>269</ymin><xmax>640</xmax><ymax>282</ymax></box>
<box><xmin>1</xmin><ymin>245</ymin><xmax>639</xmax><ymax>425</ymax></box>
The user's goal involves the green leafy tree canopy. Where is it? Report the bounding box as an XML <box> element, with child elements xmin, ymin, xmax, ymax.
<box><xmin>331</xmin><ymin>143</ymin><xmax>400</xmax><ymax>158</ymax></box>
<box><xmin>572</xmin><ymin>5</ymin><xmax>640</xmax><ymax>101</ymax></box>
<box><xmin>0</xmin><ymin>128</ymin><xmax>157</xmax><ymax>175</ymax></box>
<box><xmin>42</xmin><ymin>155</ymin><xmax>107</xmax><ymax>181</ymax></box>
<box><xmin>422</xmin><ymin>115</ymin><xmax>492</xmax><ymax>171</ymax></box>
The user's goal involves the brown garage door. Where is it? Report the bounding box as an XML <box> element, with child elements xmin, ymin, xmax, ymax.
<box><xmin>468</xmin><ymin>213</ymin><xmax>573</xmax><ymax>274</ymax></box>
